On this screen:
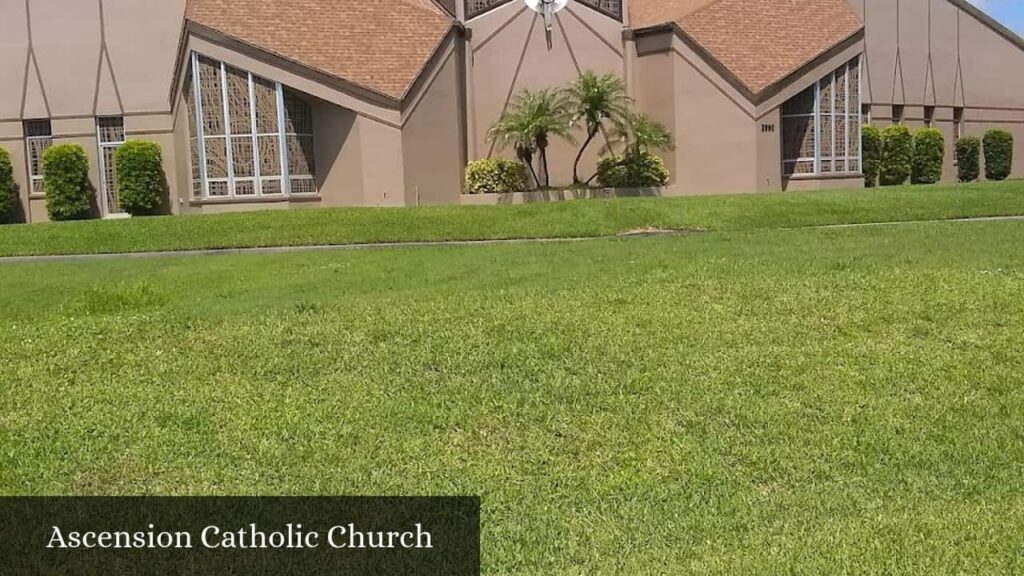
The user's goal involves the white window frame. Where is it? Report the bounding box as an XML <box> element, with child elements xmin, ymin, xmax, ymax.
<box><xmin>188</xmin><ymin>52</ymin><xmax>315</xmax><ymax>200</ymax></box>
<box><xmin>24</xmin><ymin>119</ymin><xmax>52</xmax><ymax>197</ymax></box>
<box><xmin>95</xmin><ymin>116</ymin><xmax>127</xmax><ymax>216</ymax></box>
<box><xmin>781</xmin><ymin>56</ymin><xmax>861</xmax><ymax>177</ymax></box>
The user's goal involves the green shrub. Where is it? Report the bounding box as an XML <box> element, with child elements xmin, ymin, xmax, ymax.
<box><xmin>862</xmin><ymin>125</ymin><xmax>883</xmax><ymax>188</ymax></box>
<box><xmin>983</xmin><ymin>129</ymin><xmax>1013</xmax><ymax>181</ymax></box>
<box><xmin>115</xmin><ymin>140</ymin><xmax>165</xmax><ymax>216</ymax></box>
<box><xmin>911</xmin><ymin>128</ymin><xmax>944</xmax><ymax>184</ymax></box>
<box><xmin>879</xmin><ymin>124</ymin><xmax>913</xmax><ymax>186</ymax></box>
<box><xmin>0</xmin><ymin>147</ymin><xmax>15</xmax><ymax>223</ymax></box>
<box><xmin>596</xmin><ymin>151</ymin><xmax>670</xmax><ymax>188</ymax></box>
<box><xmin>465</xmin><ymin>158</ymin><xmax>529</xmax><ymax>194</ymax></box>
<box><xmin>43</xmin><ymin>144</ymin><xmax>93</xmax><ymax>221</ymax></box>
<box><xmin>955</xmin><ymin>136</ymin><xmax>981</xmax><ymax>182</ymax></box>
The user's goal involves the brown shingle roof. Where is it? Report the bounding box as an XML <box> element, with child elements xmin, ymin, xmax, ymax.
<box><xmin>631</xmin><ymin>0</ymin><xmax>863</xmax><ymax>94</ymax></box>
<box><xmin>186</xmin><ymin>0</ymin><xmax>453</xmax><ymax>100</ymax></box>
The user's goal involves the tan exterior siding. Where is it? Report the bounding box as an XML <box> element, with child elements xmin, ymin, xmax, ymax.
<box><xmin>465</xmin><ymin>2</ymin><xmax>625</xmax><ymax>186</ymax></box>
<box><xmin>0</xmin><ymin>0</ymin><xmax>185</xmax><ymax>222</ymax></box>
<box><xmin>853</xmin><ymin>0</ymin><xmax>1024</xmax><ymax>180</ymax></box>
<box><xmin>2</xmin><ymin>0</ymin><xmax>1024</xmax><ymax>223</ymax></box>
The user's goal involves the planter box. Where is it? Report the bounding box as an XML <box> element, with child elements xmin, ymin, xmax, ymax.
<box><xmin>460</xmin><ymin>187</ymin><xmax>663</xmax><ymax>205</ymax></box>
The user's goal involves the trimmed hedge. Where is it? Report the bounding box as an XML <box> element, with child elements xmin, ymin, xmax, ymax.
<box><xmin>955</xmin><ymin>136</ymin><xmax>981</xmax><ymax>183</ymax></box>
<box><xmin>43</xmin><ymin>144</ymin><xmax>94</xmax><ymax>221</ymax></box>
<box><xmin>911</xmin><ymin>128</ymin><xmax>944</xmax><ymax>184</ymax></box>
<box><xmin>862</xmin><ymin>125</ymin><xmax>883</xmax><ymax>188</ymax></box>
<box><xmin>596</xmin><ymin>151</ymin><xmax>670</xmax><ymax>188</ymax></box>
<box><xmin>879</xmin><ymin>124</ymin><xmax>913</xmax><ymax>186</ymax></box>
<box><xmin>115</xmin><ymin>140</ymin><xmax>165</xmax><ymax>216</ymax></box>
<box><xmin>465</xmin><ymin>158</ymin><xmax>529</xmax><ymax>194</ymax></box>
<box><xmin>0</xmin><ymin>147</ymin><xmax>15</xmax><ymax>224</ymax></box>
<box><xmin>983</xmin><ymin>129</ymin><xmax>1013</xmax><ymax>181</ymax></box>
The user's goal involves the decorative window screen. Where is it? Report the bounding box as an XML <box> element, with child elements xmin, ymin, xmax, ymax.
<box><xmin>24</xmin><ymin>119</ymin><xmax>52</xmax><ymax>196</ymax></box>
<box><xmin>465</xmin><ymin>0</ymin><xmax>512</xmax><ymax>18</ymax></box>
<box><xmin>782</xmin><ymin>56</ymin><xmax>861</xmax><ymax>176</ymax></box>
<box><xmin>96</xmin><ymin>117</ymin><xmax>126</xmax><ymax>215</ymax></box>
<box><xmin>465</xmin><ymin>0</ymin><xmax>622</xmax><ymax>19</ymax></box>
<box><xmin>187</xmin><ymin>52</ymin><xmax>317</xmax><ymax>199</ymax></box>
<box><xmin>577</xmin><ymin>0</ymin><xmax>621</xmax><ymax>19</ymax></box>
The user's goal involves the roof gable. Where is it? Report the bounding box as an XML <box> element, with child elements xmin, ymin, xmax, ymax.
<box><xmin>185</xmin><ymin>0</ymin><xmax>453</xmax><ymax>100</ymax></box>
<box><xmin>631</xmin><ymin>0</ymin><xmax>863</xmax><ymax>95</ymax></box>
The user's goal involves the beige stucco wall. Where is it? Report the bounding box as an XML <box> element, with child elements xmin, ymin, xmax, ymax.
<box><xmin>402</xmin><ymin>35</ymin><xmax>467</xmax><ymax>205</ymax></box>
<box><xmin>0</xmin><ymin>0</ymin><xmax>185</xmax><ymax>222</ymax></box>
<box><xmin>852</xmin><ymin>0</ymin><xmax>1024</xmax><ymax>180</ymax></box>
<box><xmin>465</xmin><ymin>2</ymin><xmax>625</xmax><ymax>186</ymax></box>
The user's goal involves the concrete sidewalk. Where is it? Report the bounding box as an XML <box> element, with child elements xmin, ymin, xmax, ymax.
<box><xmin>0</xmin><ymin>215</ymin><xmax>1021</xmax><ymax>264</ymax></box>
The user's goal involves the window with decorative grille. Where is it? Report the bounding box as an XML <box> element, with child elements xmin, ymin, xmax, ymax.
<box><xmin>96</xmin><ymin>117</ymin><xmax>126</xmax><ymax>215</ymax></box>
<box><xmin>465</xmin><ymin>0</ymin><xmax>622</xmax><ymax>19</ymax></box>
<box><xmin>24</xmin><ymin>119</ymin><xmax>52</xmax><ymax>196</ymax></box>
<box><xmin>187</xmin><ymin>53</ymin><xmax>317</xmax><ymax>199</ymax></box>
<box><xmin>782</xmin><ymin>56</ymin><xmax>861</xmax><ymax>177</ymax></box>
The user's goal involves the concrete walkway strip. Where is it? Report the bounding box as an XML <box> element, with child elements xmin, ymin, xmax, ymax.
<box><xmin>0</xmin><ymin>215</ymin><xmax>1021</xmax><ymax>264</ymax></box>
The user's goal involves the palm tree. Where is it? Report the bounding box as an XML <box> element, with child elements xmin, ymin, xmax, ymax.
<box><xmin>608</xmin><ymin>111</ymin><xmax>675</xmax><ymax>158</ymax></box>
<box><xmin>591</xmin><ymin>111</ymin><xmax>675</xmax><ymax>186</ymax></box>
<box><xmin>566</xmin><ymin>71</ymin><xmax>630</xmax><ymax>185</ymax></box>
<box><xmin>488</xmin><ymin>114</ymin><xmax>541</xmax><ymax>189</ymax></box>
<box><xmin>489</xmin><ymin>88</ymin><xmax>574</xmax><ymax>188</ymax></box>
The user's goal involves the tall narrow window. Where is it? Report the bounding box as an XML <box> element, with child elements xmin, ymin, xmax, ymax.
<box><xmin>96</xmin><ymin>117</ymin><xmax>126</xmax><ymax>215</ymax></box>
<box><xmin>924</xmin><ymin>106</ymin><xmax>935</xmax><ymax>128</ymax></box>
<box><xmin>782</xmin><ymin>56</ymin><xmax>861</xmax><ymax>176</ymax></box>
<box><xmin>892</xmin><ymin>105</ymin><xmax>905</xmax><ymax>124</ymax></box>
<box><xmin>187</xmin><ymin>52</ymin><xmax>316</xmax><ymax>199</ymax></box>
<box><xmin>954</xmin><ymin>107</ymin><xmax>965</xmax><ymax>140</ymax></box>
<box><xmin>24</xmin><ymin>119</ymin><xmax>52</xmax><ymax>196</ymax></box>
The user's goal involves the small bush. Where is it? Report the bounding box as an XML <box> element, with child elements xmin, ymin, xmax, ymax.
<box><xmin>862</xmin><ymin>125</ymin><xmax>883</xmax><ymax>188</ymax></box>
<box><xmin>465</xmin><ymin>158</ymin><xmax>529</xmax><ymax>194</ymax></box>
<box><xmin>43</xmin><ymin>144</ymin><xmax>94</xmax><ymax>221</ymax></box>
<box><xmin>0</xmin><ymin>147</ymin><xmax>15</xmax><ymax>223</ymax></box>
<box><xmin>115</xmin><ymin>140</ymin><xmax>165</xmax><ymax>215</ymax></box>
<box><xmin>911</xmin><ymin>128</ymin><xmax>944</xmax><ymax>184</ymax></box>
<box><xmin>956</xmin><ymin>136</ymin><xmax>981</xmax><ymax>182</ymax></box>
<box><xmin>879</xmin><ymin>124</ymin><xmax>913</xmax><ymax>186</ymax></box>
<box><xmin>983</xmin><ymin>129</ymin><xmax>1013</xmax><ymax>181</ymax></box>
<box><xmin>596</xmin><ymin>151</ymin><xmax>670</xmax><ymax>188</ymax></box>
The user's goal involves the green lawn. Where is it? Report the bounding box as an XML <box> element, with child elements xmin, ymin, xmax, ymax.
<box><xmin>1</xmin><ymin>180</ymin><xmax>1024</xmax><ymax>256</ymax></box>
<box><xmin>1</xmin><ymin>217</ymin><xmax>1022</xmax><ymax>573</ymax></box>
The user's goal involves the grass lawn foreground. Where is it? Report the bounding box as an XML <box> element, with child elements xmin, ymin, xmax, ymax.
<box><xmin>1</xmin><ymin>185</ymin><xmax>1023</xmax><ymax>573</ymax></box>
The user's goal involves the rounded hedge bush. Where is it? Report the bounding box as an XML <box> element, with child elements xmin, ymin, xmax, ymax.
<box><xmin>911</xmin><ymin>128</ymin><xmax>944</xmax><ymax>184</ymax></box>
<box><xmin>43</xmin><ymin>143</ymin><xmax>94</xmax><ymax>221</ymax></box>
<box><xmin>115</xmin><ymin>140</ymin><xmax>165</xmax><ymax>216</ymax></box>
<box><xmin>596</xmin><ymin>151</ymin><xmax>670</xmax><ymax>188</ymax></box>
<box><xmin>983</xmin><ymin>129</ymin><xmax>1013</xmax><ymax>181</ymax></box>
<box><xmin>955</xmin><ymin>136</ymin><xmax>981</xmax><ymax>183</ymax></box>
<box><xmin>879</xmin><ymin>124</ymin><xmax>913</xmax><ymax>186</ymax></box>
<box><xmin>0</xmin><ymin>147</ymin><xmax>15</xmax><ymax>224</ymax></box>
<box><xmin>465</xmin><ymin>158</ymin><xmax>529</xmax><ymax>194</ymax></box>
<box><xmin>862</xmin><ymin>125</ymin><xmax>883</xmax><ymax>188</ymax></box>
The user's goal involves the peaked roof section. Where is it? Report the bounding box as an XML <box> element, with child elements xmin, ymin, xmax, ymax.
<box><xmin>630</xmin><ymin>0</ymin><xmax>863</xmax><ymax>95</ymax></box>
<box><xmin>186</xmin><ymin>0</ymin><xmax>453</xmax><ymax>100</ymax></box>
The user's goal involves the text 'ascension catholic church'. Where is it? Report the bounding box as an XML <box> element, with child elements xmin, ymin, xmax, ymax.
<box><xmin>1</xmin><ymin>0</ymin><xmax>1022</xmax><ymax>222</ymax></box>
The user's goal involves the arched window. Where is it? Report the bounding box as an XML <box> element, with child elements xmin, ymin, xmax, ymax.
<box><xmin>185</xmin><ymin>53</ymin><xmax>316</xmax><ymax>199</ymax></box>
